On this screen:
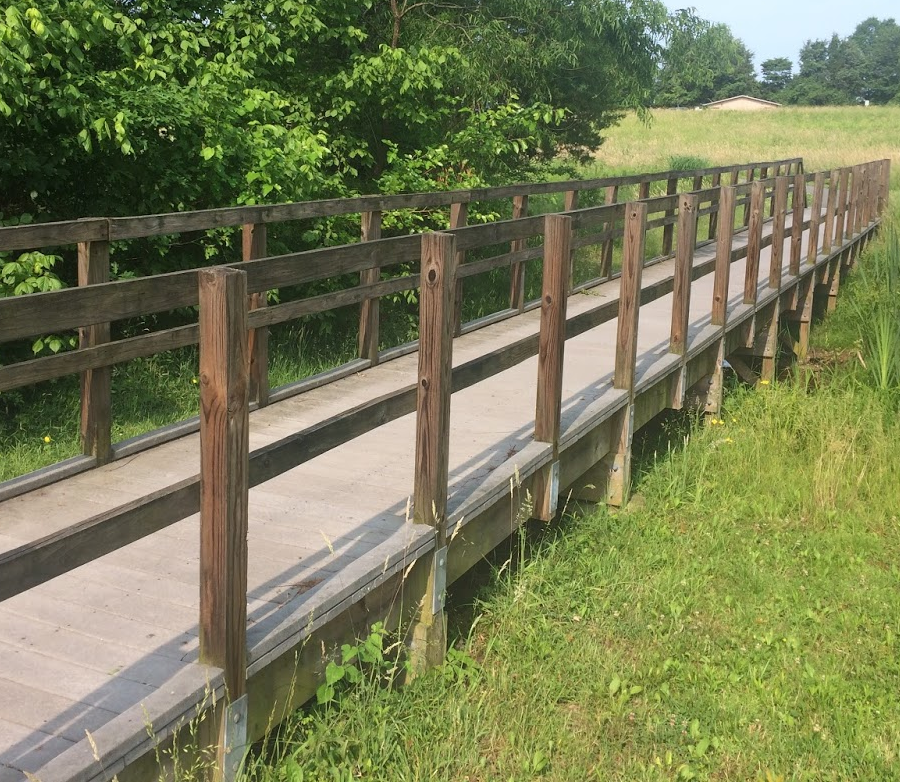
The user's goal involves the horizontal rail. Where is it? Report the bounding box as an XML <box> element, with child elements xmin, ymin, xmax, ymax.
<box><xmin>0</xmin><ymin>158</ymin><xmax>802</xmax><ymax>251</ymax></box>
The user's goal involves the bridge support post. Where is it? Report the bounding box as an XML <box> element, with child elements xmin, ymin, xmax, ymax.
<box><xmin>197</xmin><ymin>266</ymin><xmax>250</xmax><ymax>782</ymax></box>
<box><xmin>409</xmin><ymin>232</ymin><xmax>457</xmax><ymax>674</ymax></box>
<box><xmin>741</xmin><ymin>181</ymin><xmax>766</xmax><ymax>349</ymax></box>
<box><xmin>78</xmin><ymin>232</ymin><xmax>112</xmax><ymax>464</ymax></box>
<box><xmin>509</xmin><ymin>194</ymin><xmax>530</xmax><ymax>310</ymax></box>
<box><xmin>358</xmin><ymin>210</ymin><xmax>383</xmax><ymax>365</ymax></box>
<box><xmin>243</xmin><ymin>222</ymin><xmax>269</xmax><ymax>407</ymax></box>
<box><xmin>607</xmin><ymin>203</ymin><xmax>646</xmax><ymax>507</ymax></box>
<box><xmin>600</xmin><ymin>185</ymin><xmax>619</xmax><ymax>279</ymax></box>
<box><xmin>450</xmin><ymin>201</ymin><xmax>468</xmax><ymax>336</ymax></box>
<box><xmin>668</xmin><ymin>193</ymin><xmax>699</xmax><ymax>409</ymax></box>
<box><xmin>532</xmin><ymin>215</ymin><xmax>571</xmax><ymax>521</ymax></box>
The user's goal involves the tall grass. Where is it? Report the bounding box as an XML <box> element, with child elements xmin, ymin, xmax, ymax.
<box><xmin>853</xmin><ymin>220</ymin><xmax>900</xmax><ymax>392</ymax></box>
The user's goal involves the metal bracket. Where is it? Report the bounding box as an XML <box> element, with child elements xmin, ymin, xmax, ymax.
<box><xmin>547</xmin><ymin>460</ymin><xmax>560</xmax><ymax>517</ymax></box>
<box><xmin>431</xmin><ymin>545</ymin><xmax>448</xmax><ymax>616</ymax></box>
<box><xmin>223</xmin><ymin>694</ymin><xmax>248</xmax><ymax>782</ymax></box>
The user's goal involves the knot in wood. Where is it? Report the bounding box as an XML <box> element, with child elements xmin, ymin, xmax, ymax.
<box><xmin>426</xmin><ymin>268</ymin><xmax>438</xmax><ymax>285</ymax></box>
<box><xmin>544</xmin><ymin>294</ymin><xmax>553</xmax><ymax>306</ymax></box>
<box><xmin>420</xmin><ymin>378</ymin><xmax>429</xmax><ymax>389</ymax></box>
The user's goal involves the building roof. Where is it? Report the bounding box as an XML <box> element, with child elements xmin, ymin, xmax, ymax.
<box><xmin>704</xmin><ymin>95</ymin><xmax>782</xmax><ymax>108</ymax></box>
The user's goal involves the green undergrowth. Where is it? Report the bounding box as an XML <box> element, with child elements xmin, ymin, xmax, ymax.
<box><xmin>240</xmin><ymin>212</ymin><xmax>900</xmax><ymax>780</ymax></box>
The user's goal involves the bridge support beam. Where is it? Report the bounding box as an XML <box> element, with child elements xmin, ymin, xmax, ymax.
<box><xmin>409</xmin><ymin>231</ymin><xmax>457</xmax><ymax>674</ymax></box>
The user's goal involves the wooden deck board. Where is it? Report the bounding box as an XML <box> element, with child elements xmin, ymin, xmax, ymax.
<box><xmin>0</xmin><ymin>205</ymin><xmax>869</xmax><ymax>780</ymax></box>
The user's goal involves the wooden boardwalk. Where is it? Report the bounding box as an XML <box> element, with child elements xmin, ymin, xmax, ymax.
<box><xmin>0</xmin><ymin>159</ymin><xmax>887</xmax><ymax>781</ymax></box>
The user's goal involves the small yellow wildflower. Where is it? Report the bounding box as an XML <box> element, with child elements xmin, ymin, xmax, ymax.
<box><xmin>731</xmin><ymin>418</ymin><xmax>737</xmax><ymax>423</ymax></box>
<box><xmin>759</xmin><ymin>379</ymin><xmax>771</xmax><ymax>386</ymax></box>
<box><xmin>191</xmin><ymin>377</ymin><xmax>199</xmax><ymax>385</ymax></box>
<box><xmin>43</xmin><ymin>435</ymin><xmax>52</xmax><ymax>444</ymax></box>
<box><xmin>724</xmin><ymin>437</ymin><xmax>734</xmax><ymax>444</ymax></box>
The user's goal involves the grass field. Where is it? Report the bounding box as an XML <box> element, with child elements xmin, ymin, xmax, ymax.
<box><xmin>591</xmin><ymin>106</ymin><xmax>900</xmax><ymax>179</ymax></box>
<box><xmin>228</xmin><ymin>109</ymin><xmax>900</xmax><ymax>781</ymax></box>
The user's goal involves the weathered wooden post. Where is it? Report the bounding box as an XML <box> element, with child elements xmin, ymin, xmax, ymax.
<box><xmin>243</xmin><ymin>222</ymin><xmax>269</xmax><ymax>406</ymax></box>
<box><xmin>198</xmin><ymin>266</ymin><xmax>250</xmax><ymax>781</ymax></box>
<box><xmin>742</xmin><ymin>168</ymin><xmax>756</xmax><ymax>226</ymax></box>
<box><xmin>712</xmin><ymin>185</ymin><xmax>736</xmax><ymax>328</ymax></box>
<box><xmin>450</xmin><ymin>202</ymin><xmax>468</xmax><ymax>335</ymax></box>
<box><xmin>662</xmin><ymin>176</ymin><xmax>678</xmax><ymax>256</ymax></box>
<box><xmin>606</xmin><ymin>202</ymin><xmax>647</xmax><ymax>507</ymax></box>
<box><xmin>600</xmin><ymin>185</ymin><xmax>619</xmax><ymax>279</ymax></box>
<box><xmin>509</xmin><ymin>195</ymin><xmax>529</xmax><ymax>310</ymax></box>
<box><xmin>834</xmin><ymin>167</ymin><xmax>850</xmax><ymax>247</ymax></box>
<box><xmin>78</xmin><ymin>229</ymin><xmax>112</xmax><ymax>464</ymax></box>
<box><xmin>707</xmin><ymin>172</ymin><xmax>722</xmax><ymax>239</ymax></box>
<box><xmin>821</xmin><ymin>169</ymin><xmax>839</xmax><ymax>257</ymax></box>
<box><xmin>805</xmin><ymin>172</ymin><xmax>823</xmax><ymax>265</ymax></box>
<box><xmin>638</xmin><ymin>181</ymin><xmax>651</xmax><ymax>201</ymax></box>
<box><xmin>564</xmin><ymin>189</ymin><xmax>579</xmax><ymax>288</ymax></box>
<box><xmin>880</xmin><ymin>158</ymin><xmax>892</xmax><ymax>216</ymax></box>
<box><xmin>743</xmin><ymin>181</ymin><xmax>766</xmax><ymax>308</ymax></box>
<box><xmin>794</xmin><ymin>173</ymin><xmax>825</xmax><ymax>361</ymax></box>
<box><xmin>770</xmin><ymin>177</ymin><xmax>789</xmax><ymax>289</ymax></box>
<box><xmin>358</xmin><ymin>210</ymin><xmax>382</xmax><ymax>364</ymax></box>
<box><xmin>532</xmin><ymin>215</ymin><xmax>571</xmax><ymax>521</ymax></box>
<box><xmin>789</xmin><ymin>173</ymin><xmax>805</xmax><ymax>277</ymax></box>
<box><xmin>669</xmin><ymin>193</ymin><xmax>699</xmax><ymax>359</ymax></box>
<box><xmin>410</xmin><ymin>231</ymin><xmax>457</xmax><ymax>672</ymax></box>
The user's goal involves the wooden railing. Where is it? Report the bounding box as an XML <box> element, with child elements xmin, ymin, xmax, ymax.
<box><xmin>0</xmin><ymin>158</ymin><xmax>801</xmax><ymax>492</ymax></box>
<box><xmin>0</xmin><ymin>156</ymin><xmax>889</xmax><ymax>775</ymax></box>
<box><xmin>0</xmin><ymin>158</ymin><xmax>890</xmax><ymax>603</ymax></box>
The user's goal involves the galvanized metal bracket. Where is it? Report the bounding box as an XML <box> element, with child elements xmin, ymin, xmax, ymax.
<box><xmin>547</xmin><ymin>460</ymin><xmax>560</xmax><ymax>518</ymax></box>
<box><xmin>431</xmin><ymin>545</ymin><xmax>448</xmax><ymax>616</ymax></box>
<box><xmin>223</xmin><ymin>694</ymin><xmax>248</xmax><ymax>782</ymax></box>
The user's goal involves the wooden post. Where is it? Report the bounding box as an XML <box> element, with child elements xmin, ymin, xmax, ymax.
<box><xmin>662</xmin><ymin>177</ymin><xmax>678</xmax><ymax>256</ymax></box>
<box><xmin>508</xmin><ymin>195</ymin><xmax>529</xmax><ymax>311</ymax></box>
<box><xmin>198</xmin><ymin>266</ymin><xmax>250</xmax><ymax>779</ymax></box>
<box><xmin>638</xmin><ymin>181</ymin><xmax>650</xmax><ymax>201</ymax></box>
<box><xmin>769</xmin><ymin>164</ymin><xmax>781</xmax><ymax>216</ymax></box>
<box><xmin>670</xmin><ymin>194</ymin><xmax>699</xmax><ymax>356</ymax></box>
<box><xmin>835</xmin><ymin>168</ymin><xmax>850</xmax><ymax>247</ymax></box>
<box><xmin>358</xmin><ymin>210</ymin><xmax>382</xmax><ymax>364</ymax></box>
<box><xmin>880</xmin><ymin>158</ymin><xmax>892</xmax><ymax>216</ymax></box>
<box><xmin>78</xmin><ymin>237</ymin><xmax>112</xmax><ymax>464</ymax></box>
<box><xmin>712</xmin><ymin>186</ymin><xmax>736</xmax><ymax>327</ymax></box>
<box><xmin>770</xmin><ymin>176</ymin><xmax>789</xmax><ymax>289</ymax></box>
<box><xmin>743</xmin><ymin>181</ymin><xmax>765</xmax><ymax>306</ymax></box>
<box><xmin>564</xmin><ymin>190</ymin><xmax>579</xmax><ymax>288</ymax></box>
<box><xmin>789</xmin><ymin>173</ymin><xmax>805</xmax><ymax>276</ymax></box>
<box><xmin>243</xmin><ymin>223</ymin><xmax>269</xmax><ymax>406</ymax></box>
<box><xmin>807</xmin><ymin>172</ymin><xmax>825</xmax><ymax>265</ymax></box>
<box><xmin>606</xmin><ymin>203</ymin><xmax>646</xmax><ymax>507</ymax></box>
<box><xmin>742</xmin><ymin>168</ymin><xmax>756</xmax><ymax>226</ymax></box>
<box><xmin>449</xmin><ymin>202</ymin><xmax>468</xmax><ymax>336</ymax></box>
<box><xmin>821</xmin><ymin>169</ymin><xmax>839</xmax><ymax>257</ymax></box>
<box><xmin>410</xmin><ymin>231</ymin><xmax>457</xmax><ymax>671</ymax></box>
<box><xmin>707</xmin><ymin>172</ymin><xmax>722</xmax><ymax>239</ymax></box>
<box><xmin>846</xmin><ymin>166</ymin><xmax>860</xmax><ymax>240</ymax></box>
<box><xmin>600</xmin><ymin>186</ymin><xmax>618</xmax><ymax>279</ymax></box>
<box><xmin>532</xmin><ymin>215</ymin><xmax>571</xmax><ymax>521</ymax></box>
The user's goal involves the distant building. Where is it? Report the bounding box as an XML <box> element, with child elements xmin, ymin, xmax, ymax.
<box><xmin>703</xmin><ymin>95</ymin><xmax>782</xmax><ymax>111</ymax></box>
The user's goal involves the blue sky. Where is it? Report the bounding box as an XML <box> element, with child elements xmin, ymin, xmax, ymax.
<box><xmin>662</xmin><ymin>0</ymin><xmax>899</xmax><ymax>69</ymax></box>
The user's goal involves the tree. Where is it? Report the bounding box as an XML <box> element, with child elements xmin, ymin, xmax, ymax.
<box><xmin>760</xmin><ymin>57</ymin><xmax>793</xmax><ymax>98</ymax></box>
<box><xmin>654</xmin><ymin>11</ymin><xmax>760</xmax><ymax>107</ymax></box>
<box><xmin>849</xmin><ymin>17</ymin><xmax>900</xmax><ymax>103</ymax></box>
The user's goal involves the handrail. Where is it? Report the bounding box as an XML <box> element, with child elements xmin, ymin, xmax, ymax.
<box><xmin>0</xmin><ymin>157</ymin><xmax>802</xmax><ymax>251</ymax></box>
<box><xmin>2</xmin><ymin>159</ymin><xmax>889</xmax><ymax>502</ymax></box>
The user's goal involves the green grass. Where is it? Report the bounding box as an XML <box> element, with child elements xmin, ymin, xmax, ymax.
<box><xmin>238</xmin><ymin>211</ymin><xmax>900</xmax><ymax>781</ymax></box>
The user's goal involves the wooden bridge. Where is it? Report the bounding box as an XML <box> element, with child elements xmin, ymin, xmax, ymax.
<box><xmin>0</xmin><ymin>157</ymin><xmax>889</xmax><ymax>781</ymax></box>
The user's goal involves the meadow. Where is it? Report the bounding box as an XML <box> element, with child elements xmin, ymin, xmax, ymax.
<box><xmin>230</xmin><ymin>108</ymin><xmax>900</xmax><ymax>781</ymax></box>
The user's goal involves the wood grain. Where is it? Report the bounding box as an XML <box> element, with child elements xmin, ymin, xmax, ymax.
<box><xmin>198</xmin><ymin>267</ymin><xmax>250</xmax><ymax>699</ymax></box>
<box><xmin>614</xmin><ymin>203</ymin><xmax>647</xmax><ymax>390</ymax></box>
<box><xmin>414</xmin><ymin>233</ymin><xmax>457</xmax><ymax>529</ymax></box>
<box><xmin>670</xmin><ymin>194</ymin><xmax>699</xmax><ymax>355</ymax></box>
<box><xmin>77</xmin><ymin>239</ymin><xmax>112</xmax><ymax>464</ymax></box>
<box><xmin>358</xmin><ymin>210</ymin><xmax>383</xmax><ymax>364</ymax></box>
<box><xmin>712</xmin><ymin>186</ymin><xmax>736</xmax><ymax>327</ymax></box>
<box><xmin>743</xmin><ymin>181</ymin><xmax>765</xmax><ymax>305</ymax></box>
<box><xmin>244</xmin><ymin>223</ymin><xmax>270</xmax><ymax>407</ymax></box>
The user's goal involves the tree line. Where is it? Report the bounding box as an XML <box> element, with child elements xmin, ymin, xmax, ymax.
<box><xmin>655</xmin><ymin>15</ymin><xmax>900</xmax><ymax>108</ymax></box>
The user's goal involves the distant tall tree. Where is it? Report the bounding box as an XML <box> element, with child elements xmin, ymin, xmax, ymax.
<box><xmin>848</xmin><ymin>17</ymin><xmax>900</xmax><ymax>103</ymax></box>
<box><xmin>786</xmin><ymin>17</ymin><xmax>899</xmax><ymax>105</ymax></box>
<box><xmin>760</xmin><ymin>57</ymin><xmax>793</xmax><ymax>98</ymax></box>
<box><xmin>654</xmin><ymin>11</ymin><xmax>760</xmax><ymax>107</ymax></box>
